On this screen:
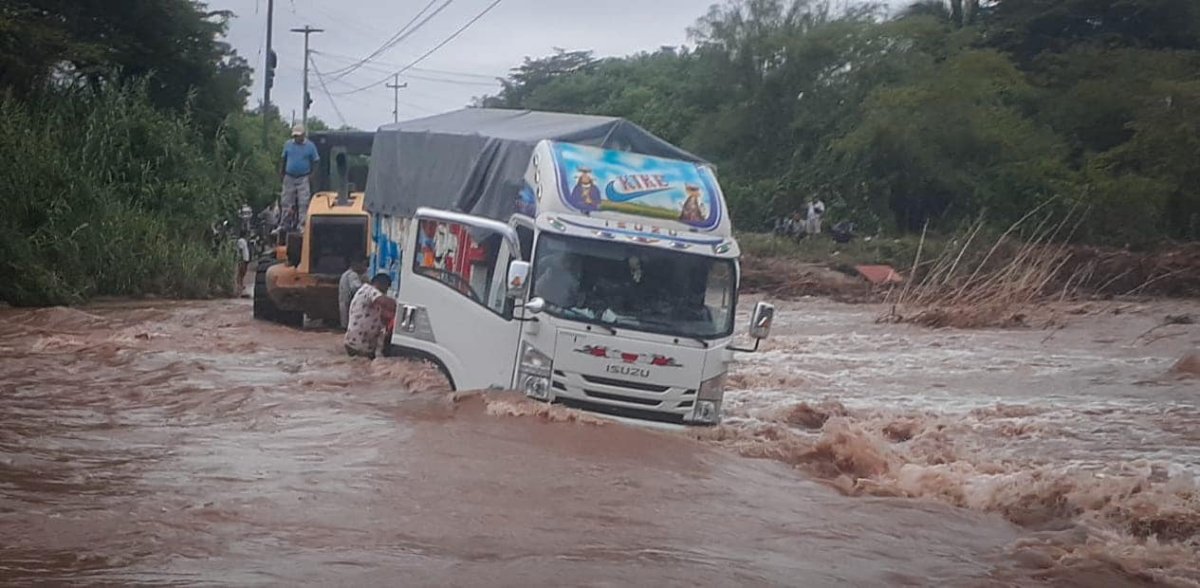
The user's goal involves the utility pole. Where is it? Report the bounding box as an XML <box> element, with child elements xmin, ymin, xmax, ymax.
<box><xmin>289</xmin><ymin>25</ymin><xmax>324</xmax><ymax>128</ymax></box>
<box><xmin>386</xmin><ymin>74</ymin><xmax>408</xmax><ymax>123</ymax></box>
<box><xmin>261</xmin><ymin>0</ymin><xmax>275</xmax><ymax>147</ymax></box>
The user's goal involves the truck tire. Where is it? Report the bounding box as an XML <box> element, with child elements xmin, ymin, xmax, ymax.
<box><xmin>277</xmin><ymin>308</ymin><xmax>304</xmax><ymax>328</ymax></box>
<box><xmin>252</xmin><ymin>259</ymin><xmax>304</xmax><ymax>328</ymax></box>
<box><xmin>252</xmin><ymin>259</ymin><xmax>279</xmax><ymax>322</ymax></box>
<box><xmin>286</xmin><ymin>232</ymin><xmax>303</xmax><ymax>268</ymax></box>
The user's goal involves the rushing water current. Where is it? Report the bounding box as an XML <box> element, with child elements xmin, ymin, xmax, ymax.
<box><xmin>0</xmin><ymin>297</ymin><xmax>1196</xmax><ymax>586</ymax></box>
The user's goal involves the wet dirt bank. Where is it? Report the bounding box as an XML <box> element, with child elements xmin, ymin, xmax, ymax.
<box><xmin>1</xmin><ymin>297</ymin><xmax>1197</xmax><ymax>586</ymax></box>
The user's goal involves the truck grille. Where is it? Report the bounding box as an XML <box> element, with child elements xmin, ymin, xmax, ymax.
<box><xmin>552</xmin><ymin>369</ymin><xmax>696</xmax><ymax>418</ymax></box>
<box><xmin>583</xmin><ymin>389</ymin><xmax>661</xmax><ymax>406</ymax></box>
<box><xmin>580</xmin><ymin>374</ymin><xmax>669</xmax><ymax>393</ymax></box>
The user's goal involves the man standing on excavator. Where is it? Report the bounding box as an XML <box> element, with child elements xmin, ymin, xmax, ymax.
<box><xmin>280</xmin><ymin>124</ymin><xmax>319</xmax><ymax>232</ymax></box>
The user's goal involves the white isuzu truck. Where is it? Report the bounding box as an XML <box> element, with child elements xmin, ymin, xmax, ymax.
<box><xmin>365</xmin><ymin>109</ymin><xmax>773</xmax><ymax>425</ymax></box>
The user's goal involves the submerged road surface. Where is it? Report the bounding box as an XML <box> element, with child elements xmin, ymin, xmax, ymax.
<box><xmin>0</xmin><ymin>297</ymin><xmax>1196</xmax><ymax>586</ymax></box>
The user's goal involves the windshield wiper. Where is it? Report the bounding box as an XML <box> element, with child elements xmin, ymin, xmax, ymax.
<box><xmin>590</xmin><ymin>323</ymin><xmax>617</xmax><ymax>335</ymax></box>
<box><xmin>558</xmin><ymin>307</ymin><xmax>618</xmax><ymax>335</ymax></box>
<box><xmin>621</xmin><ymin>317</ymin><xmax>710</xmax><ymax>348</ymax></box>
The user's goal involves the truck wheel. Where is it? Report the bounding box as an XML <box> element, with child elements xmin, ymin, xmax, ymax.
<box><xmin>252</xmin><ymin>258</ymin><xmax>305</xmax><ymax>328</ymax></box>
<box><xmin>285</xmin><ymin>232</ymin><xmax>303</xmax><ymax>268</ymax></box>
<box><xmin>277</xmin><ymin>308</ymin><xmax>304</xmax><ymax>328</ymax></box>
<box><xmin>252</xmin><ymin>259</ymin><xmax>279</xmax><ymax>322</ymax></box>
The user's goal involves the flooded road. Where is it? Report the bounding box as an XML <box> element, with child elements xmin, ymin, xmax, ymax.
<box><xmin>0</xmin><ymin>297</ymin><xmax>1196</xmax><ymax>586</ymax></box>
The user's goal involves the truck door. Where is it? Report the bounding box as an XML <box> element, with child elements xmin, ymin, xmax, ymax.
<box><xmin>391</xmin><ymin>210</ymin><xmax>524</xmax><ymax>391</ymax></box>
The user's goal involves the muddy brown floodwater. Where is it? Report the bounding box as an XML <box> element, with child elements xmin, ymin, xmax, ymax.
<box><xmin>1</xmin><ymin>297</ymin><xmax>1197</xmax><ymax>586</ymax></box>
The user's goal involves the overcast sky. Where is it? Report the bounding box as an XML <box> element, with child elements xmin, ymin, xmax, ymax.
<box><xmin>215</xmin><ymin>0</ymin><xmax>726</xmax><ymax>130</ymax></box>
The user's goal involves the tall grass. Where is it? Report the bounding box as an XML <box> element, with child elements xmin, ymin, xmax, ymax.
<box><xmin>883</xmin><ymin>207</ymin><xmax>1085</xmax><ymax>328</ymax></box>
<box><xmin>0</xmin><ymin>84</ymin><xmax>266</xmax><ymax>306</ymax></box>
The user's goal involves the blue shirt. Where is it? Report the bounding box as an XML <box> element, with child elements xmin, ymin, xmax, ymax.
<box><xmin>282</xmin><ymin>139</ymin><xmax>319</xmax><ymax>176</ymax></box>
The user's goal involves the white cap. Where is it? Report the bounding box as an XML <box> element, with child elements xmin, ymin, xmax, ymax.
<box><xmin>291</xmin><ymin>124</ymin><xmax>305</xmax><ymax>136</ymax></box>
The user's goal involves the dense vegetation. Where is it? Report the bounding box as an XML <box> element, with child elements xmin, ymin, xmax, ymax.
<box><xmin>0</xmin><ymin>1</ymin><xmax>281</xmax><ymax>305</ymax></box>
<box><xmin>1</xmin><ymin>0</ymin><xmax>1195</xmax><ymax>305</ymax></box>
<box><xmin>479</xmin><ymin>0</ymin><xmax>1200</xmax><ymax>247</ymax></box>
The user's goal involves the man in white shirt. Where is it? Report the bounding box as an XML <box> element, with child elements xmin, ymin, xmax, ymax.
<box><xmin>338</xmin><ymin>258</ymin><xmax>368</xmax><ymax>330</ymax></box>
<box><xmin>235</xmin><ymin>233</ymin><xmax>251</xmax><ymax>296</ymax></box>
<box><xmin>345</xmin><ymin>273</ymin><xmax>397</xmax><ymax>360</ymax></box>
<box><xmin>806</xmin><ymin>198</ymin><xmax>826</xmax><ymax>236</ymax></box>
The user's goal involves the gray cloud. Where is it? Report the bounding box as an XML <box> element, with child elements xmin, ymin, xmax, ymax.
<box><xmin>217</xmin><ymin>0</ymin><xmax>718</xmax><ymax>129</ymax></box>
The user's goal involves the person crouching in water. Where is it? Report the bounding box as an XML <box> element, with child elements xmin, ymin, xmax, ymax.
<box><xmin>344</xmin><ymin>273</ymin><xmax>396</xmax><ymax>360</ymax></box>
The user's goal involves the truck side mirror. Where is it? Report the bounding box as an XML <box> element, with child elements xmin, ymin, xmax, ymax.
<box><xmin>507</xmin><ymin>260</ymin><xmax>530</xmax><ymax>297</ymax></box>
<box><xmin>523</xmin><ymin>297</ymin><xmax>546</xmax><ymax>315</ymax></box>
<box><xmin>749</xmin><ymin>302</ymin><xmax>775</xmax><ymax>340</ymax></box>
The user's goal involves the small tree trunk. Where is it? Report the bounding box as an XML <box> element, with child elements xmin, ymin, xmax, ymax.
<box><xmin>950</xmin><ymin>0</ymin><xmax>964</xmax><ymax>27</ymax></box>
<box><xmin>964</xmin><ymin>0</ymin><xmax>979</xmax><ymax>25</ymax></box>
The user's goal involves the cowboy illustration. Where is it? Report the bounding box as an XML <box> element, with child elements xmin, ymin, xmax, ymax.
<box><xmin>679</xmin><ymin>184</ymin><xmax>706</xmax><ymax>223</ymax></box>
<box><xmin>570</xmin><ymin>168</ymin><xmax>601</xmax><ymax>210</ymax></box>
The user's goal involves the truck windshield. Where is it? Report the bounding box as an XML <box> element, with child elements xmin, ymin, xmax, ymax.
<box><xmin>532</xmin><ymin>233</ymin><xmax>736</xmax><ymax>339</ymax></box>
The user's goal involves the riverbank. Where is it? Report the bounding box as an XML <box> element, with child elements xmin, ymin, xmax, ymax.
<box><xmin>738</xmin><ymin>234</ymin><xmax>1200</xmax><ymax>302</ymax></box>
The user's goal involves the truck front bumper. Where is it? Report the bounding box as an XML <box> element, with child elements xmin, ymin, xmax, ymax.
<box><xmin>539</xmin><ymin>369</ymin><xmax>721</xmax><ymax>425</ymax></box>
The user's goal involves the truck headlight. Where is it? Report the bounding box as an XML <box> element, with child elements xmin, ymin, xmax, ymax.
<box><xmin>687</xmin><ymin>373</ymin><xmax>726</xmax><ymax>425</ymax></box>
<box><xmin>519</xmin><ymin>343</ymin><xmax>553</xmax><ymax>401</ymax></box>
<box><xmin>521</xmin><ymin>374</ymin><xmax>551</xmax><ymax>400</ymax></box>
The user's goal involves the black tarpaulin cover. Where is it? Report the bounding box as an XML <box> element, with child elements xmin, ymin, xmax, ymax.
<box><xmin>364</xmin><ymin>108</ymin><xmax>706</xmax><ymax>221</ymax></box>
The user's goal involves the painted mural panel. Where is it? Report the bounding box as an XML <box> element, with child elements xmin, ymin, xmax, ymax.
<box><xmin>551</xmin><ymin>143</ymin><xmax>723</xmax><ymax>231</ymax></box>
<box><xmin>371</xmin><ymin>215</ymin><xmax>407</xmax><ymax>295</ymax></box>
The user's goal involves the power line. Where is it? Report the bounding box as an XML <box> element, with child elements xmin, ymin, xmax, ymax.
<box><xmin>307</xmin><ymin>0</ymin><xmax>388</xmax><ymax>39</ymax></box>
<box><xmin>405</xmin><ymin>73</ymin><xmax>498</xmax><ymax>87</ymax></box>
<box><xmin>325</xmin><ymin>0</ymin><xmax>453</xmax><ymax>81</ymax></box>
<box><xmin>317</xmin><ymin>58</ymin><xmax>463</xmax><ymax>113</ymax></box>
<box><xmin>315</xmin><ymin>49</ymin><xmax>501</xmax><ymax>80</ymax></box>
<box><xmin>332</xmin><ymin>0</ymin><xmax>506</xmax><ymax>97</ymax></box>
<box><xmin>324</xmin><ymin>0</ymin><xmax>442</xmax><ymax>78</ymax></box>
<box><xmin>309</xmin><ymin>55</ymin><xmax>349</xmax><ymax>128</ymax></box>
<box><xmin>411</xmin><ymin>65</ymin><xmax>500</xmax><ymax>80</ymax></box>
<box><xmin>322</xmin><ymin>56</ymin><xmax>499</xmax><ymax>87</ymax></box>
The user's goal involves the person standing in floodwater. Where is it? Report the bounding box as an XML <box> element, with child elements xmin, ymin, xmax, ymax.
<box><xmin>235</xmin><ymin>232</ymin><xmax>251</xmax><ymax>296</ymax></box>
<box><xmin>280</xmin><ymin>125</ymin><xmax>319</xmax><ymax>232</ymax></box>
<box><xmin>338</xmin><ymin>257</ymin><xmax>368</xmax><ymax>330</ymax></box>
<box><xmin>344</xmin><ymin>273</ymin><xmax>396</xmax><ymax>360</ymax></box>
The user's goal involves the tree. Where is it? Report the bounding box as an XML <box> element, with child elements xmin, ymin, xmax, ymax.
<box><xmin>832</xmin><ymin>50</ymin><xmax>1071</xmax><ymax>230</ymax></box>
<box><xmin>477</xmin><ymin>49</ymin><xmax>596</xmax><ymax>109</ymax></box>
<box><xmin>900</xmin><ymin>0</ymin><xmax>980</xmax><ymax>28</ymax></box>
<box><xmin>985</xmin><ymin>0</ymin><xmax>1200</xmax><ymax>63</ymax></box>
<box><xmin>0</xmin><ymin>0</ymin><xmax>251</xmax><ymax>138</ymax></box>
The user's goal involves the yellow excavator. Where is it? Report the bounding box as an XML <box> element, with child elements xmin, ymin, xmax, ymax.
<box><xmin>253</xmin><ymin>131</ymin><xmax>373</xmax><ymax>327</ymax></box>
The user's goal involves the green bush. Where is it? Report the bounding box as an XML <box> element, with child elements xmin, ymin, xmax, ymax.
<box><xmin>0</xmin><ymin>84</ymin><xmax>259</xmax><ymax>306</ymax></box>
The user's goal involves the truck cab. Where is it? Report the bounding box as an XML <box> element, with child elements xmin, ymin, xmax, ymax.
<box><xmin>389</xmin><ymin>141</ymin><xmax>773</xmax><ymax>425</ymax></box>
